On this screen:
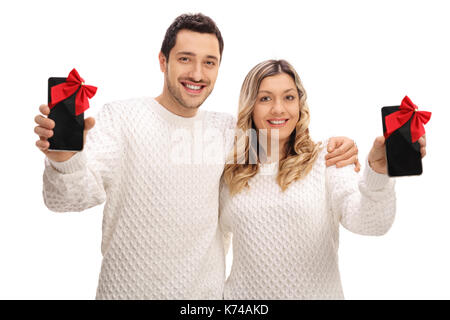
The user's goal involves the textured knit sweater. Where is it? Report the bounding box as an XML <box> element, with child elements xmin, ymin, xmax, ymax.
<box><xmin>42</xmin><ymin>97</ymin><xmax>235</xmax><ymax>299</ymax></box>
<box><xmin>219</xmin><ymin>142</ymin><xmax>396</xmax><ymax>300</ymax></box>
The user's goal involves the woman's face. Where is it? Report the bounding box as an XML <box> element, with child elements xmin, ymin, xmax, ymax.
<box><xmin>252</xmin><ymin>73</ymin><xmax>300</xmax><ymax>145</ymax></box>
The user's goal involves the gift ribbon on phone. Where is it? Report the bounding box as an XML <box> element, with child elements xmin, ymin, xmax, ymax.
<box><xmin>49</xmin><ymin>68</ymin><xmax>97</xmax><ymax>116</ymax></box>
<box><xmin>384</xmin><ymin>96</ymin><xmax>431</xmax><ymax>143</ymax></box>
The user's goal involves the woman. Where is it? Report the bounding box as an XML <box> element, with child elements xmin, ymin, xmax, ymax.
<box><xmin>220</xmin><ymin>59</ymin><xmax>425</xmax><ymax>299</ymax></box>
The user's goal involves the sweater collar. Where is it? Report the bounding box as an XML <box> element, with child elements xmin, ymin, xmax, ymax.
<box><xmin>148</xmin><ymin>97</ymin><xmax>205</xmax><ymax>127</ymax></box>
<box><xmin>259</xmin><ymin>161</ymin><xmax>278</xmax><ymax>175</ymax></box>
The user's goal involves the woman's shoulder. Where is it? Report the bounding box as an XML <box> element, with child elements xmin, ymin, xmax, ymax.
<box><xmin>310</xmin><ymin>139</ymin><xmax>329</xmax><ymax>171</ymax></box>
<box><xmin>318</xmin><ymin>138</ymin><xmax>329</xmax><ymax>159</ymax></box>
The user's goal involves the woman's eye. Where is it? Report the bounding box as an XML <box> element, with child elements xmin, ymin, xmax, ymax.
<box><xmin>260</xmin><ymin>96</ymin><xmax>271</xmax><ymax>102</ymax></box>
<box><xmin>286</xmin><ymin>95</ymin><xmax>295</xmax><ymax>101</ymax></box>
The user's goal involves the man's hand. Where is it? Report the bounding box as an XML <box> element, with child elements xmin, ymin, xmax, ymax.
<box><xmin>368</xmin><ymin>135</ymin><xmax>427</xmax><ymax>174</ymax></box>
<box><xmin>325</xmin><ymin>136</ymin><xmax>360</xmax><ymax>172</ymax></box>
<box><xmin>34</xmin><ymin>104</ymin><xmax>95</xmax><ymax>162</ymax></box>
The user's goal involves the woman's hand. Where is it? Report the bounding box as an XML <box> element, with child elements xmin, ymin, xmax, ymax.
<box><xmin>368</xmin><ymin>135</ymin><xmax>427</xmax><ymax>174</ymax></box>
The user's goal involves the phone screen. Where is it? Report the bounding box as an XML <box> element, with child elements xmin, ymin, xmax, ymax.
<box><xmin>48</xmin><ymin>77</ymin><xmax>84</xmax><ymax>151</ymax></box>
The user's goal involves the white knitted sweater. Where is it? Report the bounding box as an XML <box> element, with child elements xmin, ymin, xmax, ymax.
<box><xmin>219</xmin><ymin>143</ymin><xmax>396</xmax><ymax>300</ymax></box>
<box><xmin>42</xmin><ymin>97</ymin><xmax>235</xmax><ymax>299</ymax></box>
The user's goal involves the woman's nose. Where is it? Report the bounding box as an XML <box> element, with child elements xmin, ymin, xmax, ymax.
<box><xmin>271</xmin><ymin>101</ymin><xmax>284</xmax><ymax>115</ymax></box>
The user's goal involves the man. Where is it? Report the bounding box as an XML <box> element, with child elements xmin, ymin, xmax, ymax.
<box><xmin>34</xmin><ymin>13</ymin><xmax>360</xmax><ymax>299</ymax></box>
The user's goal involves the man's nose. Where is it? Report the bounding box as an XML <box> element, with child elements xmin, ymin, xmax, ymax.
<box><xmin>188</xmin><ymin>62</ymin><xmax>203</xmax><ymax>82</ymax></box>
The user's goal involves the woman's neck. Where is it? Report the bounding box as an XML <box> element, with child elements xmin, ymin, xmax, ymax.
<box><xmin>261</xmin><ymin>137</ymin><xmax>288</xmax><ymax>163</ymax></box>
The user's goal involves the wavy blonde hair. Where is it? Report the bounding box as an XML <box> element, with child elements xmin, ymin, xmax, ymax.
<box><xmin>222</xmin><ymin>59</ymin><xmax>323</xmax><ymax>195</ymax></box>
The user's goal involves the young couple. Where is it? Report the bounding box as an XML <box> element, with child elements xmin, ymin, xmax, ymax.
<box><xmin>35</xmin><ymin>13</ymin><xmax>426</xmax><ymax>299</ymax></box>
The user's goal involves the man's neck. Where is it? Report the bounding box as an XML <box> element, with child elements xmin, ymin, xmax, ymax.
<box><xmin>155</xmin><ymin>92</ymin><xmax>198</xmax><ymax>118</ymax></box>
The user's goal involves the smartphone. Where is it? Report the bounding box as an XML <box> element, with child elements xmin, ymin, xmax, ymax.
<box><xmin>47</xmin><ymin>77</ymin><xmax>84</xmax><ymax>151</ymax></box>
<box><xmin>381</xmin><ymin>106</ymin><xmax>422</xmax><ymax>177</ymax></box>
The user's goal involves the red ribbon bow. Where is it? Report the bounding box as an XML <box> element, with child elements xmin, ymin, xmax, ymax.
<box><xmin>49</xmin><ymin>68</ymin><xmax>97</xmax><ymax>116</ymax></box>
<box><xmin>384</xmin><ymin>96</ymin><xmax>431</xmax><ymax>143</ymax></box>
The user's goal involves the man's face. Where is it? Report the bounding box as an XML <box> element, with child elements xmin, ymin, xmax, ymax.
<box><xmin>161</xmin><ymin>29</ymin><xmax>221</xmax><ymax>110</ymax></box>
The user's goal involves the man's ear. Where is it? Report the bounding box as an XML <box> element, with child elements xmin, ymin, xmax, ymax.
<box><xmin>158</xmin><ymin>52</ymin><xmax>167</xmax><ymax>73</ymax></box>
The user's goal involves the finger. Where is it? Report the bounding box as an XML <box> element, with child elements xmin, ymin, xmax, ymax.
<box><xmin>420</xmin><ymin>147</ymin><xmax>426</xmax><ymax>158</ymax></box>
<box><xmin>336</xmin><ymin>155</ymin><xmax>358</xmax><ymax>169</ymax></box>
<box><xmin>326</xmin><ymin>144</ymin><xmax>357</xmax><ymax>166</ymax></box>
<box><xmin>84</xmin><ymin>117</ymin><xmax>95</xmax><ymax>131</ymax></box>
<box><xmin>34</xmin><ymin>115</ymin><xmax>55</xmax><ymax>129</ymax></box>
<box><xmin>39</xmin><ymin>104</ymin><xmax>50</xmax><ymax>116</ymax></box>
<box><xmin>326</xmin><ymin>139</ymin><xmax>354</xmax><ymax>160</ymax></box>
<box><xmin>34</xmin><ymin>126</ymin><xmax>53</xmax><ymax>138</ymax></box>
<box><xmin>355</xmin><ymin>160</ymin><xmax>361</xmax><ymax>172</ymax></box>
<box><xmin>36</xmin><ymin>139</ymin><xmax>49</xmax><ymax>150</ymax></box>
<box><xmin>418</xmin><ymin>136</ymin><xmax>426</xmax><ymax>148</ymax></box>
<box><xmin>374</xmin><ymin>136</ymin><xmax>385</xmax><ymax>148</ymax></box>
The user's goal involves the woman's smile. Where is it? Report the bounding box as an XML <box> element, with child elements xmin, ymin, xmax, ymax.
<box><xmin>266</xmin><ymin>118</ymin><xmax>289</xmax><ymax>127</ymax></box>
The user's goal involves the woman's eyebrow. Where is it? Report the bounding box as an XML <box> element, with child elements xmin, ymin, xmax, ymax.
<box><xmin>258</xmin><ymin>88</ymin><xmax>296</xmax><ymax>94</ymax></box>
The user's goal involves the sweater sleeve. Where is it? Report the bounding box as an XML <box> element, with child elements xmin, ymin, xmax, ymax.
<box><xmin>326</xmin><ymin>152</ymin><xmax>396</xmax><ymax>236</ymax></box>
<box><xmin>42</xmin><ymin>103</ymin><xmax>122</xmax><ymax>212</ymax></box>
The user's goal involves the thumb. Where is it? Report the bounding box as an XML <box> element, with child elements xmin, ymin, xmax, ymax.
<box><xmin>374</xmin><ymin>136</ymin><xmax>385</xmax><ymax>148</ymax></box>
<box><xmin>327</xmin><ymin>139</ymin><xmax>337</xmax><ymax>152</ymax></box>
<box><xmin>84</xmin><ymin>117</ymin><xmax>96</xmax><ymax>131</ymax></box>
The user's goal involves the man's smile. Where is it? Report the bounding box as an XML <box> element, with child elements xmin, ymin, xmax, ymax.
<box><xmin>180</xmin><ymin>80</ymin><xmax>207</xmax><ymax>95</ymax></box>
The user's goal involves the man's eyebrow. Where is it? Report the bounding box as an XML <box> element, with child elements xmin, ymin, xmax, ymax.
<box><xmin>176</xmin><ymin>51</ymin><xmax>219</xmax><ymax>61</ymax></box>
<box><xmin>258</xmin><ymin>88</ymin><xmax>297</xmax><ymax>94</ymax></box>
<box><xmin>206</xmin><ymin>55</ymin><xmax>219</xmax><ymax>61</ymax></box>
<box><xmin>176</xmin><ymin>51</ymin><xmax>196</xmax><ymax>56</ymax></box>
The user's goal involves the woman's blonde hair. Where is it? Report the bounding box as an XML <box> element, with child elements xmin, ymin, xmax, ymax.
<box><xmin>222</xmin><ymin>59</ymin><xmax>323</xmax><ymax>195</ymax></box>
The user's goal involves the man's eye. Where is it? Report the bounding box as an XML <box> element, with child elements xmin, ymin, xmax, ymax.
<box><xmin>179</xmin><ymin>57</ymin><xmax>189</xmax><ymax>62</ymax></box>
<box><xmin>205</xmin><ymin>61</ymin><xmax>215</xmax><ymax>66</ymax></box>
<box><xmin>260</xmin><ymin>96</ymin><xmax>271</xmax><ymax>102</ymax></box>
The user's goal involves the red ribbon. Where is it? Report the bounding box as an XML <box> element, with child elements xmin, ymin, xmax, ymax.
<box><xmin>49</xmin><ymin>68</ymin><xmax>97</xmax><ymax>116</ymax></box>
<box><xmin>384</xmin><ymin>96</ymin><xmax>431</xmax><ymax>143</ymax></box>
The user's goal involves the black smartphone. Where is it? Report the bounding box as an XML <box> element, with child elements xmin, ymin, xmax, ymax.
<box><xmin>381</xmin><ymin>106</ymin><xmax>422</xmax><ymax>177</ymax></box>
<box><xmin>47</xmin><ymin>77</ymin><xmax>84</xmax><ymax>151</ymax></box>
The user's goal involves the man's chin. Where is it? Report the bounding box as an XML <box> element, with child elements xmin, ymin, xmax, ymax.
<box><xmin>179</xmin><ymin>94</ymin><xmax>209</xmax><ymax>109</ymax></box>
<box><xmin>179</xmin><ymin>99</ymin><xmax>203</xmax><ymax>109</ymax></box>
<box><xmin>182</xmin><ymin>104</ymin><xmax>202</xmax><ymax>110</ymax></box>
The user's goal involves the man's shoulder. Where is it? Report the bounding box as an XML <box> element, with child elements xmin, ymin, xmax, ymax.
<box><xmin>104</xmin><ymin>96</ymin><xmax>152</xmax><ymax>111</ymax></box>
<box><xmin>203</xmin><ymin>110</ymin><xmax>236</xmax><ymax>130</ymax></box>
<box><xmin>95</xmin><ymin>96</ymin><xmax>154</xmax><ymax>121</ymax></box>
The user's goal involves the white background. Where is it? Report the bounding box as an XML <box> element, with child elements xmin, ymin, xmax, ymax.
<box><xmin>1</xmin><ymin>0</ymin><xmax>449</xmax><ymax>299</ymax></box>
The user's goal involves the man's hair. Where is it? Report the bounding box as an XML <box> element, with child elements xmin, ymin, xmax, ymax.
<box><xmin>161</xmin><ymin>13</ymin><xmax>224</xmax><ymax>61</ymax></box>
